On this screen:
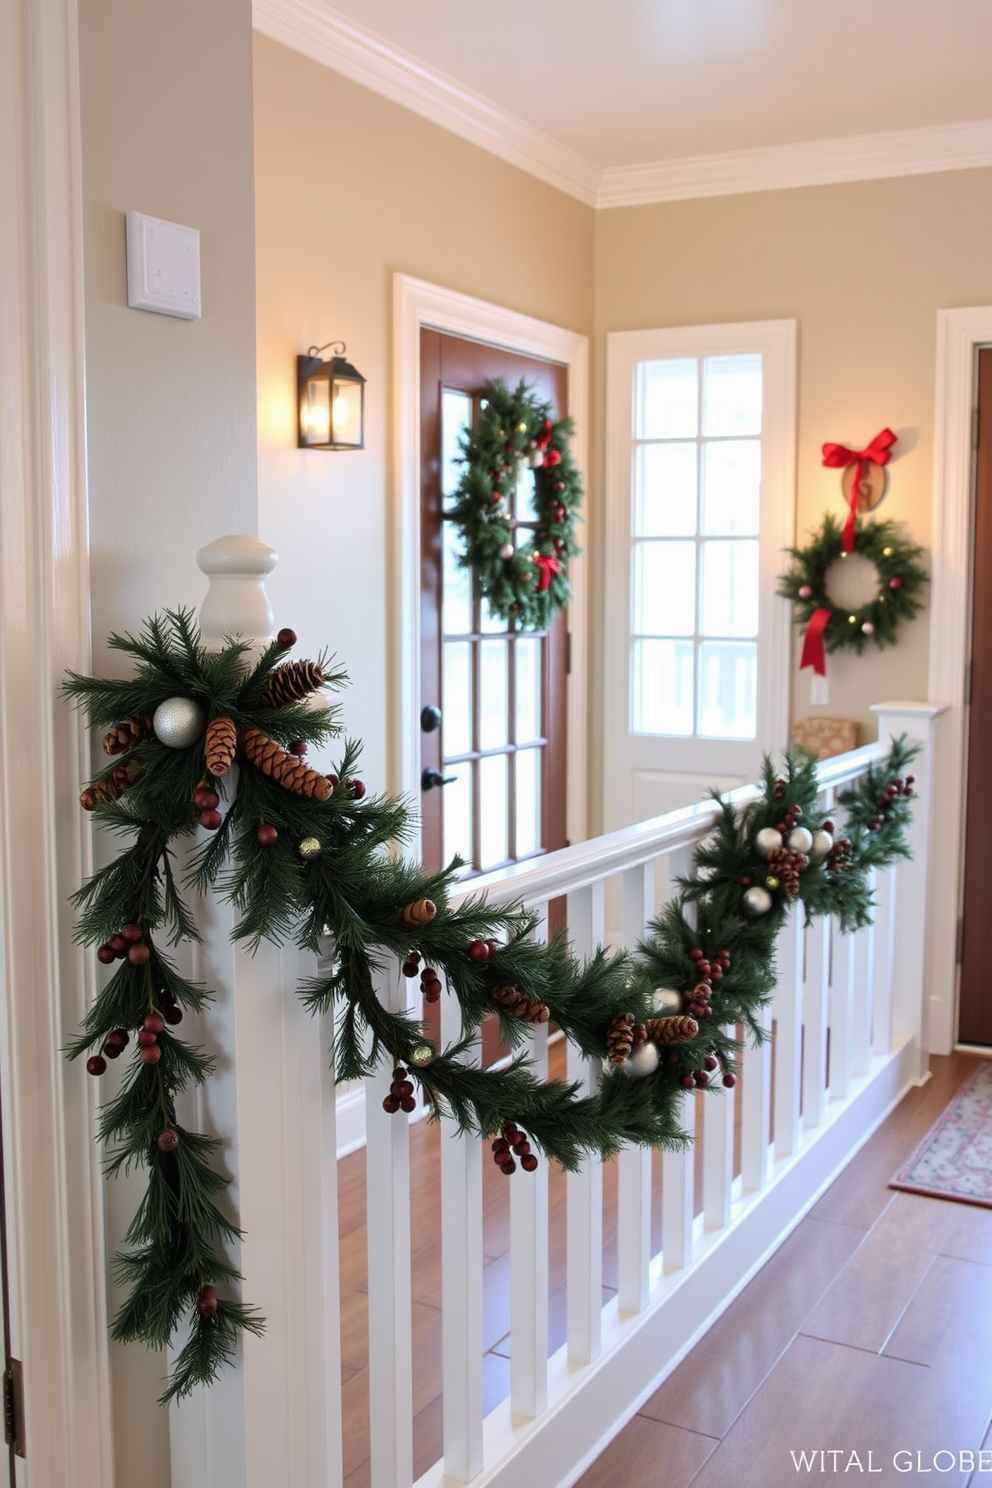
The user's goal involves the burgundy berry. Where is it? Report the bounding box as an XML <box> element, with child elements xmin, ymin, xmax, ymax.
<box><xmin>122</xmin><ymin>923</ymin><xmax>144</xmax><ymax>944</ymax></box>
<box><xmin>256</xmin><ymin>824</ymin><xmax>279</xmax><ymax>847</ymax></box>
<box><xmin>197</xmin><ymin>1285</ymin><xmax>219</xmax><ymax>1318</ymax></box>
<box><xmin>347</xmin><ymin>779</ymin><xmax>366</xmax><ymax>800</ymax></box>
<box><xmin>109</xmin><ymin>934</ymin><xmax>128</xmax><ymax>957</ymax></box>
<box><xmin>128</xmin><ymin>943</ymin><xmax>151</xmax><ymax>965</ymax></box>
<box><xmin>468</xmin><ymin>939</ymin><xmax>489</xmax><ymax>963</ymax></box>
<box><xmin>200</xmin><ymin>809</ymin><xmax>222</xmax><ymax>831</ymax></box>
<box><xmin>276</xmin><ymin>628</ymin><xmax>297</xmax><ymax>649</ymax></box>
<box><xmin>289</xmin><ymin>740</ymin><xmax>307</xmax><ymax>757</ymax></box>
<box><xmin>164</xmin><ymin>1005</ymin><xmax>184</xmax><ymax>1025</ymax></box>
<box><xmin>86</xmin><ymin>1055</ymin><xmax>107</xmax><ymax>1076</ymax></box>
<box><xmin>156</xmin><ymin>1128</ymin><xmax>179</xmax><ymax>1152</ymax></box>
<box><xmin>143</xmin><ymin>1012</ymin><xmax>165</xmax><ymax>1034</ymax></box>
<box><xmin>137</xmin><ymin>1029</ymin><xmax>158</xmax><ymax>1048</ymax></box>
<box><xmin>97</xmin><ymin>944</ymin><xmax>116</xmax><ymax>965</ymax></box>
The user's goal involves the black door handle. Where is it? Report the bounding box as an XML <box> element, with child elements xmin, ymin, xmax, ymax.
<box><xmin>422</xmin><ymin>766</ymin><xmax>457</xmax><ymax>790</ymax></box>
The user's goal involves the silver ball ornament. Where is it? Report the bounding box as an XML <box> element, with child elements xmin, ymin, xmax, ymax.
<box><xmin>152</xmin><ymin>697</ymin><xmax>205</xmax><ymax>749</ymax></box>
<box><xmin>755</xmin><ymin>827</ymin><xmax>784</xmax><ymax>857</ymax></box>
<box><xmin>861</xmin><ymin>620</ymin><xmax>875</xmax><ymax>635</ymax></box>
<box><xmin>787</xmin><ymin>826</ymin><xmax>813</xmax><ymax>854</ymax></box>
<box><xmin>498</xmin><ymin>542</ymin><xmax>514</xmax><ymax>559</ymax></box>
<box><xmin>528</xmin><ymin>448</ymin><xmax>544</xmax><ymax>468</ymax></box>
<box><xmin>651</xmin><ymin>988</ymin><xmax>683</xmax><ymax>1015</ymax></box>
<box><xmin>811</xmin><ymin>829</ymin><xmax>834</xmax><ymax>857</ymax></box>
<box><xmin>743</xmin><ymin>885</ymin><xmax>773</xmax><ymax>916</ymax></box>
<box><xmin>625</xmin><ymin>1041</ymin><xmax>660</xmax><ymax>1079</ymax></box>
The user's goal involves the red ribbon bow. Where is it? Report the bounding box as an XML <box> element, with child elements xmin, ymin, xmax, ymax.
<box><xmin>533</xmin><ymin>553</ymin><xmax>561</xmax><ymax>592</ymax></box>
<box><xmin>799</xmin><ymin>606</ymin><xmax>832</xmax><ymax>676</ymax></box>
<box><xmin>821</xmin><ymin>428</ymin><xmax>897</xmax><ymax>554</ymax></box>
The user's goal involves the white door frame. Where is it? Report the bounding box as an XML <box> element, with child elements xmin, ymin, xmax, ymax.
<box><xmin>926</xmin><ymin>306</ymin><xmax>992</xmax><ymax>1055</ymax></box>
<box><xmin>392</xmin><ymin>274</ymin><xmax>589</xmax><ymax>847</ymax></box>
<box><xmin>0</xmin><ymin>0</ymin><xmax>114</xmax><ymax>1480</ymax></box>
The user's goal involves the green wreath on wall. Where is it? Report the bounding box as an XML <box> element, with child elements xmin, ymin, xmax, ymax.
<box><xmin>444</xmin><ymin>379</ymin><xmax>583</xmax><ymax>631</ymax></box>
<box><xmin>777</xmin><ymin>514</ymin><xmax>928</xmax><ymax>670</ymax></box>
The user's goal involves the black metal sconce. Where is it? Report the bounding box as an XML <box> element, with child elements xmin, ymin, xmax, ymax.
<box><xmin>297</xmin><ymin>341</ymin><xmax>366</xmax><ymax>451</ymax></box>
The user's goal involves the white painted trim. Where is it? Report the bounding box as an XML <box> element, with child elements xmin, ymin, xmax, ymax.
<box><xmin>928</xmin><ymin>307</ymin><xmax>992</xmax><ymax>1054</ymax></box>
<box><xmin>602</xmin><ymin>321</ymin><xmax>796</xmax><ymax>834</ymax></box>
<box><xmin>252</xmin><ymin>0</ymin><xmax>599</xmax><ymax>205</ymax></box>
<box><xmin>392</xmin><ymin>275</ymin><xmax>589</xmax><ymax>849</ymax></box>
<box><xmin>596</xmin><ymin>119</ymin><xmax>992</xmax><ymax>208</ymax></box>
<box><xmin>252</xmin><ymin>1</ymin><xmax>992</xmax><ymax>208</ymax></box>
<box><xmin>0</xmin><ymin>0</ymin><xmax>114</xmax><ymax>1482</ymax></box>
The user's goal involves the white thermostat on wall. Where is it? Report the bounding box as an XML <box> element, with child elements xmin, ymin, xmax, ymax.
<box><xmin>126</xmin><ymin>211</ymin><xmax>201</xmax><ymax>320</ymax></box>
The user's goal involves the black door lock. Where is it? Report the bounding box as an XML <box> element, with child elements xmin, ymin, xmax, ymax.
<box><xmin>420</xmin><ymin>705</ymin><xmax>442</xmax><ymax>733</ymax></box>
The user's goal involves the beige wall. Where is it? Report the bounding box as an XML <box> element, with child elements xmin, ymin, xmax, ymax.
<box><xmin>594</xmin><ymin>170</ymin><xmax>992</xmax><ymax>753</ymax></box>
<box><xmin>253</xmin><ymin>34</ymin><xmax>594</xmax><ymax>787</ymax></box>
<box><xmin>78</xmin><ymin>1</ymin><xmax>258</xmax><ymax>1482</ymax></box>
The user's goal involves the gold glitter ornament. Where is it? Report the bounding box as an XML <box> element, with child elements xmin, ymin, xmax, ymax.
<box><xmin>298</xmin><ymin>836</ymin><xmax>322</xmax><ymax>860</ymax></box>
<box><xmin>410</xmin><ymin>1043</ymin><xmax>434</xmax><ymax>1068</ymax></box>
<box><xmin>766</xmin><ymin>875</ymin><xmax>781</xmax><ymax>890</ymax></box>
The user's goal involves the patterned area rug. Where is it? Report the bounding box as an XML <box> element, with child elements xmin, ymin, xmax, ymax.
<box><xmin>891</xmin><ymin>1062</ymin><xmax>992</xmax><ymax>1208</ymax></box>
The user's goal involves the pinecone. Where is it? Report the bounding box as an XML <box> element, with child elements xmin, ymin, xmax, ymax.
<box><xmin>644</xmin><ymin>1015</ymin><xmax>699</xmax><ymax>1045</ymax></box>
<box><xmin>257</xmin><ymin>660</ymin><xmax>326</xmax><ymax>709</ymax></box>
<box><xmin>492</xmin><ymin>983</ymin><xmax>550</xmax><ymax>1025</ymax></box>
<box><xmin>766</xmin><ymin>845</ymin><xmax>807</xmax><ymax>898</ymax></box>
<box><xmin>80</xmin><ymin>760</ymin><xmax>137</xmax><ymax>811</ymax></box>
<box><xmin>204</xmin><ymin>715</ymin><xmax>237</xmax><ymax>776</ymax></box>
<box><xmin>102</xmin><ymin>713</ymin><xmax>153</xmax><ymax>756</ymax></box>
<box><xmin>605</xmin><ymin>1011</ymin><xmax>636</xmax><ymax>1066</ymax></box>
<box><xmin>399</xmin><ymin>898</ymin><xmax>436</xmax><ymax>929</ymax></box>
<box><xmin>238</xmin><ymin>726</ymin><xmax>331</xmax><ymax>800</ymax></box>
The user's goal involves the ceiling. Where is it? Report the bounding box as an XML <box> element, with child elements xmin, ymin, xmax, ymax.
<box><xmin>254</xmin><ymin>0</ymin><xmax>992</xmax><ymax>204</ymax></box>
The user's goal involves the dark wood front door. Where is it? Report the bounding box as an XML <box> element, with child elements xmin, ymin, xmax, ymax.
<box><xmin>419</xmin><ymin>329</ymin><xmax>568</xmax><ymax>880</ymax></box>
<box><xmin>960</xmin><ymin>347</ymin><xmax>992</xmax><ymax>1044</ymax></box>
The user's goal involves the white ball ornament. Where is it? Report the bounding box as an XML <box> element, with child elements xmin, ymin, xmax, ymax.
<box><xmin>811</xmin><ymin>829</ymin><xmax>834</xmax><ymax>857</ymax></box>
<box><xmin>625</xmin><ymin>1040</ymin><xmax>660</xmax><ymax>1079</ymax></box>
<box><xmin>755</xmin><ymin>827</ymin><xmax>784</xmax><ymax>857</ymax></box>
<box><xmin>651</xmin><ymin>988</ymin><xmax>683</xmax><ymax>1015</ymax></box>
<box><xmin>528</xmin><ymin>448</ymin><xmax>544</xmax><ymax>468</ymax></box>
<box><xmin>787</xmin><ymin>826</ymin><xmax>814</xmax><ymax>854</ymax></box>
<box><xmin>152</xmin><ymin>697</ymin><xmax>205</xmax><ymax>749</ymax></box>
<box><xmin>498</xmin><ymin>542</ymin><xmax>514</xmax><ymax>560</ymax></box>
<box><xmin>743</xmin><ymin>885</ymin><xmax>773</xmax><ymax>916</ymax></box>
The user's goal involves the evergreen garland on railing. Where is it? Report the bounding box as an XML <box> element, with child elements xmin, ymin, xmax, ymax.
<box><xmin>64</xmin><ymin>612</ymin><xmax>918</xmax><ymax>1402</ymax></box>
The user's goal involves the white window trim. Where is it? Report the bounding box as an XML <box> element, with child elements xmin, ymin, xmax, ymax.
<box><xmin>392</xmin><ymin>274</ymin><xmax>589</xmax><ymax>847</ymax></box>
<box><xmin>603</xmin><ymin>320</ymin><xmax>796</xmax><ymax>831</ymax></box>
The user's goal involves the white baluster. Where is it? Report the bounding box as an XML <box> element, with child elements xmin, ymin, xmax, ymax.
<box><xmin>661</xmin><ymin>1089</ymin><xmax>695</xmax><ymax>1271</ymax></box>
<box><xmin>802</xmin><ymin>912</ymin><xmax>830</xmax><ymax>1131</ymax></box>
<box><xmin>510</xmin><ymin>902</ymin><xmax>550</xmax><ymax>1418</ymax></box>
<box><xmin>871</xmin><ymin>865</ymin><xmax>897</xmax><ymax>1056</ymax></box>
<box><xmin>566</xmin><ymin>882</ymin><xmax>605</xmax><ymax>1364</ymax></box>
<box><xmin>829</xmin><ymin>917</ymin><xmax>856</xmax><ymax>1103</ymax></box>
<box><xmin>703</xmin><ymin>1025</ymin><xmax>734</xmax><ymax>1231</ymax></box>
<box><xmin>741</xmin><ymin>998</ymin><xmax>772</xmax><ymax>1192</ymax></box>
<box><xmin>617</xmin><ymin>862</ymin><xmax>655</xmax><ymax>1314</ymax></box>
<box><xmin>851</xmin><ymin>882</ymin><xmax>875</xmax><ymax>1078</ymax></box>
<box><xmin>773</xmin><ymin>911</ymin><xmax>803</xmax><ymax>1158</ymax></box>
<box><xmin>365</xmin><ymin>960</ymin><xmax>414</xmax><ymax>1488</ymax></box>
<box><xmin>441</xmin><ymin>974</ymin><xmax>483</xmax><ymax>1480</ymax></box>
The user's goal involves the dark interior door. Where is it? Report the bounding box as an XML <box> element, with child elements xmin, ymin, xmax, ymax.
<box><xmin>960</xmin><ymin>347</ymin><xmax>992</xmax><ymax>1044</ymax></box>
<box><xmin>419</xmin><ymin>329</ymin><xmax>568</xmax><ymax>880</ymax></box>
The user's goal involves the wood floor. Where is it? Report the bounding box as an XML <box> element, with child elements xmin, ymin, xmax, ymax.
<box><xmin>337</xmin><ymin>1051</ymin><xmax>992</xmax><ymax>1488</ymax></box>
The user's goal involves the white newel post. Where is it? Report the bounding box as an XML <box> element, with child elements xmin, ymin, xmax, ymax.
<box><xmin>169</xmin><ymin>537</ymin><xmax>342</xmax><ymax>1488</ymax></box>
<box><xmin>870</xmin><ymin>702</ymin><xmax>946</xmax><ymax>1087</ymax></box>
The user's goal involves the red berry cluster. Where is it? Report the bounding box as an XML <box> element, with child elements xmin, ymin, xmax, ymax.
<box><xmin>136</xmin><ymin>1011</ymin><xmax>166</xmax><ymax>1065</ymax></box>
<box><xmin>401</xmin><ymin>951</ymin><xmax>442</xmax><ymax>1003</ymax></box>
<box><xmin>194</xmin><ymin>782</ymin><xmax>222</xmax><ymax>831</ymax></box>
<box><xmin>687</xmin><ymin>945</ymin><xmax>731</xmax><ymax>1017</ymax></box>
<box><xmin>96</xmin><ymin>921</ymin><xmax>149</xmax><ymax>967</ymax></box>
<box><xmin>824</xmin><ymin>819</ymin><xmax>853</xmax><ymax>872</ymax></box>
<box><xmin>382</xmin><ymin>1065</ymin><xmax>418</xmax><ymax>1114</ymax></box>
<box><xmin>324</xmin><ymin>774</ymin><xmax>366</xmax><ymax>800</ymax></box>
<box><xmin>867</xmin><ymin>774</ymin><xmax>914</xmax><ymax>831</ymax></box>
<box><xmin>197</xmin><ymin>1284</ymin><xmax>219</xmax><ymax>1318</ymax></box>
<box><xmin>491</xmin><ymin>1122</ymin><xmax>538</xmax><ymax>1175</ymax></box>
<box><xmin>774</xmin><ymin>800</ymin><xmax>803</xmax><ymax>836</ymax></box>
<box><xmin>468</xmin><ymin>938</ymin><xmax>499</xmax><ymax>964</ymax></box>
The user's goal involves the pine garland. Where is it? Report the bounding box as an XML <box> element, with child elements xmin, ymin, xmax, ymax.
<box><xmin>64</xmin><ymin>611</ymin><xmax>918</xmax><ymax>1402</ymax></box>
<box><xmin>444</xmin><ymin>378</ymin><xmax>583</xmax><ymax>630</ymax></box>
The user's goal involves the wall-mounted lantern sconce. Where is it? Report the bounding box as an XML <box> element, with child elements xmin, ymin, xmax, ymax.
<box><xmin>297</xmin><ymin>341</ymin><xmax>366</xmax><ymax>450</ymax></box>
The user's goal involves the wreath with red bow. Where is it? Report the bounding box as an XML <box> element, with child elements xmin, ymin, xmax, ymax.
<box><xmin>444</xmin><ymin>379</ymin><xmax>583</xmax><ymax>631</ymax></box>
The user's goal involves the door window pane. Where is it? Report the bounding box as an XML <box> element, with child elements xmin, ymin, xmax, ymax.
<box><xmin>699</xmin><ymin>541</ymin><xmax>759</xmax><ymax>637</ymax></box>
<box><xmin>442</xmin><ymin>522</ymin><xmax>472</xmax><ymax>635</ymax></box>
<box><xmin>636</xmin><ymin>358</ymin><xmax>698</xmax><ymax>439</ymax></box>
<box><xmin>702</xmin><ymin>354</ymin><xmax>762</xmax><ymax>437</ymax></box>
<box><xmin>633</xmin><ymin>542</ymin><xmax>696</xmax><ymax>636</ymax></box>
<box><xmin>515</xmin><ymin>749</ymin><xmax>542</xmax><ymax>858</ymax></box>
<box><xmin>479</xmin><ymin>755</ymin><xmax>509</xmax><ymax>868</ymax></box>
<box><xmin>515</xmin><ymin>467</ymin><xmax>540</xmax><ymax>522</ymax></box>
<box><xmin>515</xmin><ymin>637</ymin><xmax>542</xmax><ymax>743</ymax></box>
<box><xmin>632</xmin><ymin>638</ymin><xmax>694</xmax><ymax>735</ymax></box>
<box><xmin>442</xmin><ymin>641</ymin><xmax>472</xmax><ymax>757</ymax></box>
<box><xmin>701</xmin><ymin>439</ymin><xmax>761</xmax><ymax>535</ymax></box>
<box><xmin>479</xmin><ymin>640</ymin><xmax>509</xmax><ymax>749</ymax></box>
<box><xmin>442</xmin><ymin>390</ymin><xmax>472</xmax><ymax>505</ymax></box>
<box><xmin>442</xmin><ymin>763</ymin><xmax>473</xmax><ymax>869</ymax></box>
<box><xmin>698</xmin><ymin>640</ymin><xmax>757</xmax><ymax>739</ymax></box>
<box><xmin>634</xmin><ymin>443</ymin><xmax>697</xmax><ymax>536</ymax></box>
<box><xmin>479</xmin><ymin>595</ymin><xmax>505</xmax><ymax>634</ymax></box>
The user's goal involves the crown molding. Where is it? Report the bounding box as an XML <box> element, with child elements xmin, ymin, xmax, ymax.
<box><xmin>252</xmin><ymin>0</ymin><xmax>600</xmax><ymax>205</ymax></box>
<box><xmin>252</xmin><ymin>1</ymin><xmax>992</xmax><ymax>210</ymax></box>
<box><xmin>596</xmin><ymin>119</ymin><xmax>992</xmax><ymax>207</ymax></box>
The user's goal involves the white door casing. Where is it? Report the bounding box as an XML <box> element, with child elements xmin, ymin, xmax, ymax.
<box><xmin>603</xmin><ymin>321</ymin><xmax>796</xmax><ymax>832</ymax></box>
<box><xmin>392</xmin><ymin>275</ymin><xmax>589</xmax><ymax>849</ymax></box>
